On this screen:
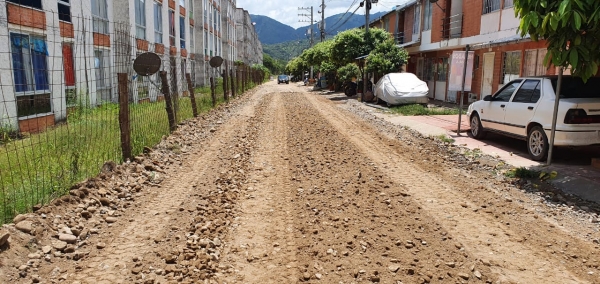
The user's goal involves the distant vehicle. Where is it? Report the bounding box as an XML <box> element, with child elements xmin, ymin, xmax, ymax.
<box><xmin>374</xmin><ymin>72</ymin><xmax>429</xmax><ymax>106</ymax></box>
<box><xmin>277</xmin><ymin>75</ymin><xmax>289</xmax><ymax>84</ymax></box>
<box><xmin>467</xmin><ymin>76</ymin><xmax>600</xmax><ymax>161</ymax></box>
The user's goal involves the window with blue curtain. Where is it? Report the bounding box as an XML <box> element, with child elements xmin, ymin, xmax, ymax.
<box><xmin>10</xmin><ymin>33</ymin><xmax>49</xmax><ymax>93</ymax></box>
<box><xmin>180</xmin><ymin>16</ymin><xmax>185</xmax><ymax>49</ymax></box>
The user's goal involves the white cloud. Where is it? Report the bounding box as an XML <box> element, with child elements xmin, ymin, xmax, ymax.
<box><xmin>236</xmin><ymin>0</ymin><xmax>405</xmax><ymax>29</ymax></box>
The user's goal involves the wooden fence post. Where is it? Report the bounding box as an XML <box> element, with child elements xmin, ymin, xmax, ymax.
<box><xmin>160</xmin><ymin>71</ymin><xmax>177</xmax><ymax>131</ymax></box>
<box><xmin>186</xmin><ymin>73</ymin><xmax>198</xmax><ymax>117</ymax></box>
<box><xmin>223</xmin><ymin>63</ymin><xmax>229</xmax><ymax>102</ymax></box>
<box><xmin>230</xmin><ymin>69</ymin><xmax>235</xmax><ymax>98</ymax></box>
<box><xmin>117</xmin><ymin>73</ymin><xmax>132</xmax><ymax>161</ymax></box>
<box><xmin>210</xmin><ymin>77</ymin><xmax>216</xmax><ymax>107</ymax></box>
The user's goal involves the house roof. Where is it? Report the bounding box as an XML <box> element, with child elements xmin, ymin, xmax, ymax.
<box><xmin>394</xmin><ymin>0</ymin><xmax>418</xmax><ymax>11</ymax></box>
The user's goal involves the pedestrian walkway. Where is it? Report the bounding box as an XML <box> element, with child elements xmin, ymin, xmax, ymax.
<box><xmin>357</xmin><ymin>102</ymin><xmax>600</xmax><ymax>204</ymax></box>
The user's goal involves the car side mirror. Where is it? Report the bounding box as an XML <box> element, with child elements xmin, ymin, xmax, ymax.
<box><xmin>483</xmin><ymin>95</ymin><xmax>493</xmax><ymax>101</ymax></box>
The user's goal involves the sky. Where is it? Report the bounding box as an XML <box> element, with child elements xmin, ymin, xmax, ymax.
<box><xmin>235</xmin><ymin>0</ymin><xmax>410</xmax><ymax>29</ymax></box>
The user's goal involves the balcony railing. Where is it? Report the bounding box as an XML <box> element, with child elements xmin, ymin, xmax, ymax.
<box><xmin>441</xmin><ymin>13</ymin><xmax>463</xmax><ymax>40</ymax></box>
<box><xmin>394</xmin><ymin>32</ymin><xmax>404</xmax><ymax>45</ymax></box>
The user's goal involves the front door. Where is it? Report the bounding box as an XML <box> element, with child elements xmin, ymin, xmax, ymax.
<box><xmin>503</xmin><ymin>79</ymin><xmax>542</xmax><ymax>137</ymax></box>
<box><xmin>481</xmin><ymin>52</ymin><xmax>495</xmax><ymax>97</ymax></box>
<box><xmin>479</xmin><ymin>80</ymin><xmax>522</xmax><ymax>132</ymax></box>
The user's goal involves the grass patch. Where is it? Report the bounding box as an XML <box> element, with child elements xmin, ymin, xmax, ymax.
<box><xmin>436</xmin><ymin>134</ymin><xmax>455</xmax><ymax>144</ymax></box>
<box><xmin>388</xmin><ymin>104</ymin><xmax>461</xmax><ymax>116</ymax></box>
<box><xmin>0</xmin><ymin>88</ymin><xmax>232</xmax><ymax>223</ymax></box>
<box><xmin>504</xmin><ymin>167</ymin><xmax>541</xmax><ymax>178</ymax></box>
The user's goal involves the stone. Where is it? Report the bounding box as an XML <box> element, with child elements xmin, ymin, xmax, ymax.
<box><xmin>96</xmin><ymin>242</ymin><xmax>106</xmax><ymax>249</ymax></box>
<box><xmin>41</xmin><ymin>246</ymin><xmax>52</xmax><ymax>254</ymax></box>
<box><xmin>80</xmin><ymin>211</ymin><xmax>92</xmax><ymax>219</ymax></box>
<box><xmin>445</xmin><ymin>262</ymin><xmax>456</xmax><ymax>268</ymax></box>
<box><xmin>52</xmin><ymin>240</ymin><xmax>67</xmax><ymax>251</ymax></box>
<box><xmin>15</xmin><ymin>221</ymin><xmax>33</xmax><ymax>234</ymax></box>
<box><xmin>388</xmin><ymin>265</ymin><xmax>400</xmax><ymax>273</ymax></box>
<box><xmin>315</xmin><ymin>273</ymin><xmax>322</xmax><ymax>280</ymax></box>
<box><xmin>474</xmin><ymin>270</ymin><xmax>482</xmax><ymax>279</ymax></box>
<box><xmin>59</xmin><ymin>234</ymin><xmax>77</xmax><ymax>244</ymax></box>
<box><xmin>458</xmin><ymin>273</ymin><xmax>470</xmax><ymax>280</ymax></box>
<box><xmin>63</xmin><ymin>245</ymin><xmax>75</xmax><ymax>253</ymax></box>
<box><xmin>105</xmin><ymin>217</ymin><xmax>118</xmax><ymax>223</ymax></box>
<box><xmin>302</xmin><ymin>272</ymin><xmax>311</xmax><ymax>280</ymax></box>
<box><xmin>99</xmin><ymin>197</ymin><xmax>111</xmax><ymax>206</ymax></box>
<box><xmin>0</xmin><ymin>230</ymin><xmax>10</xmax><ymax>246</ymax></box>
<box><xmin>13</xmin><ymin>214</ymin><xmax>27</xmax><ymax>224</ymax></box>
<box><xmin>28</xmin><ymin>253</ymin><xmax>42</xmax><ymax>259</ymax></box>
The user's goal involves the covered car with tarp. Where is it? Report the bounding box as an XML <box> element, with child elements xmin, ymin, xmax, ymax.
<box><xmin>374</xmin><ymin>73</ymin><xmax>429</xmax><ymax>105</ymax></box>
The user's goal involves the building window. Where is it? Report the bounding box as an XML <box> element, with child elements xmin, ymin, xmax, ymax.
<box><xmin>10</xmin><ymin>33</ymin><xmax>51</xmax><ymax>117</ymax></box>
<box><xmin>7</xmin><ymin>0</ymin><xmax>42</xmax><ymax>9</ymax></box>
<box><xmin>523</xmin><ymin>49</ymin><xmax>548</xmax><ymax>76</ymax></box>
<box><xmin>412</xmin><ymin>5</ymin><xmax>420</xmax><ymax>35</ymax></box>
<box><xmin>204</xmin><ymin>2</ymin><xmax>208</xmax><ymax>25</ymax></box>
<box><xmin>502</xmin><ymin>51</ymin><xmax>521</xmax><ymax>84</ymax></box>
<box><xmin>504</xmin><ymin>0</ymin><xmax>514</xmax><ymax>8</ymax></box>
<box><xmin>94</xmin><ymin>49</ymin><xmax>112</xmax><ymax>102</ymax></box>
<box><xmin>179</xmin><ymin>0</ymin><xmax>185</xmax><ymax>7</ymax></box>
<box><xmin>169</xmin><ymin>10</ymin><xmax>176</xmax><ymax>46</ymax></box>
<box><xmin>423</xmin><ymin>1</ymin><xmax>432</xmax><ymax>31</ymax></box>
<box><xmin>58</xmin><ymin>0</ymin><xmax>71</xmax><ymax>22</ymax></box>
<box><xmin>180</xmin><ymin>16</ymin><xmax>185</xmax><ymax>49</ymax></box>
<box><xmin>437</xmin><ymin>58</ymin><xmax>448</xmax><ymax>81</ymax></box>
<box><xmin>62</xmin><ymin>43</ymin><xmax>77</xmax><ymax>106</ymax></box>
<box><xmin>92</xmin><ymin>0</ymin><xmax>109</xmax><ymax>34</ymax></box>
<box><xmin>135</xmin><ymin>0</ymin><xmax>146</xmax><ymax>39</ymax></box>
<box><xmin>213</xmin><ymin>9</ymin><xmax>217</xmax><ymax>30</ymax></box>
<box><xmin>204</xmin><ymin>32</ymin><xmax>208</xmax><ymax>55</ymax></box>
<box><xmin>483</xmin><ymin>0</ymin><xmax>501</xmax><ymax>14</ymax></box>
<box><xmin>154</xmin><ymin>2</ymin><xmax>163</xmax><ymax>44</ymax></box>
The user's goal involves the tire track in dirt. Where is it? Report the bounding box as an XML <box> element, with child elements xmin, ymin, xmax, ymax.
<box><xmin>280</xmin><ymin>93</ymin><xmax>493</xmax><ymax>283</ymax></box>
<box><xmin>30</xmin><ymin>88</ymin><xmax>271</xmax><ymax>284</ymax></box>
<box><xmin>218</xmin><ymin>91</ymin><xmax>299</xmax><ymax>283</ymax></box>
<box><xmin>303</xmin><ymin>92</ymin><xmax>600</xmax><ymax>283</ymax></box>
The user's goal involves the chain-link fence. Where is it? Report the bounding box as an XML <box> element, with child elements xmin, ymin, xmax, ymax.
<box><xmin>0</xmin><ymin>10</ymin><xmax>264</xmax><ymax>224</ymax></box>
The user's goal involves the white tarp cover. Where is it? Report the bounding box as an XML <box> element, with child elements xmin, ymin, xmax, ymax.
<box><xmin>374</xmin><ymin>73</ymin><xmax>429</xmax><ymax>105</ymax></box>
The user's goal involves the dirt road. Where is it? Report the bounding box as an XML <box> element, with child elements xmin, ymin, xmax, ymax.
<box><xmin>1</xmin><ymin>81</ymin><xmax>599</xmax><ymax>284</ymax></box>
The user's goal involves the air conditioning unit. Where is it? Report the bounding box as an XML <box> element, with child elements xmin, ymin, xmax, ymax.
<box><xmin>468</xmin><ymin>93</ymin><xmax>478</xmax><ymax>103</ymax></box>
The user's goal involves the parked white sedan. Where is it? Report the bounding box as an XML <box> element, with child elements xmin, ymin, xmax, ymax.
<box><xmin>467</xmin><ymin>76</ymin><xmax>600</xmax><ymax>161</ymax></box>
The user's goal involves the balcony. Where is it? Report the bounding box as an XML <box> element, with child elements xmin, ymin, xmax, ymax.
<box><xmin>441</xmin><ymin>13</ymin><xmax>463</xmax><ymax>40</ymax></box>
<box><xmin>394</xmin><ymin>32</ymin><xmax>404</xmax><ymax>45</ymax></box>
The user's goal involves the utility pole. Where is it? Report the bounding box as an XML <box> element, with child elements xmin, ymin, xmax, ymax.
<box><xmin>362</xmin><ymin>0</ymin><xmax>372</xmax><ymax>101</ymax></box>
<box><xmin>319</xmin><ymin>0</ymin><xmax>325</xmax><ymax>42</ymax></box>
<box><xmin>299</xmin><ymin>7</ymin><xmax>315</xmax><ymax>80</ymax></box>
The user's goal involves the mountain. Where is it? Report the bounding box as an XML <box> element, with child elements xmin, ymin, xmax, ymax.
<box><xmin>251</xmin><ymin>11</ymin><xmax>387</xmax><ymax>46</ymax></box>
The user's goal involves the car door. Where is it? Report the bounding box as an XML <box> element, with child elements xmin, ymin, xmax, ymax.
<box><xmin>503</xmin><ymin>79</ymin><xmax>542</xmax><ymax>138</ymax></box>
<box><xmin>478</xmin><ymin>80</ymin><xmax>522</xmax><ymax>132</ymax></box>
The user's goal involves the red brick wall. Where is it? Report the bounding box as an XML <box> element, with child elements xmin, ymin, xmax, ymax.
<box><xmin>7</xmin><ymin>3</ymin><xmax>46</xmax><ymax>30</ymax></box>
<box><xmin>168</xmin><ymin>0</ymin><xmax>176</xmax><ymax>10</ymax></box>
<box><xmin>59</xmin><ymin>22</ymin><xmax>74</xmax><ymax>38</ymax></box>
<box><xmin>155</xmin><ymin>43</ymin><xmax>165</xmax><ymax>54</ymax></box>
<box><xmin>430</xmin><ymin>0</ymin><xmax>448</xmax><ymax>43</ymax></box>
<box><xmin>19</xmin><ymin>114</ymin><xmax>54</xmax><ymax>134</ymax></box>
<box><xmin>462</xmin><ymin>0</ymin><xmax>482</xmax><ymax>37</ymax></box>
<box><xmin>93</xmin><ymin>33</ymin><xmax>111</xmax><ymax>47</ymax></box>
<box><xmin>403</xmin><ymin>6</ymin><xmax>415</xmax><ymax>42</ymax></box>
<box><xmin>137</xmin><ymin>39</ymin><xmax>149</xmax><ymax>51</ymax></box>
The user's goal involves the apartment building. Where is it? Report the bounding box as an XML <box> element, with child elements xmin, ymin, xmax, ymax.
<box><xmin>235</xmin><ymin>8</ymin><xmax>262</xmax><ymax>66</ymax></box>
<box><xmin>372</xmin><ymin>0</ymin><xmax>567</xmax><ymax>104</ymax></box>
<box><xmin>0</xmin><ymin>0</ymin><xmax>261</xmax><ymax>133</ymax></box>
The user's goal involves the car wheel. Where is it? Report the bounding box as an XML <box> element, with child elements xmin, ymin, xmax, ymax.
<box><xmin>470</xmin><ymin>114</ymin><xmax>487</xmax><ymax>139</ymax></box>
<box><xmin>527</xmin><ymin>125</ymin><xmax>548</xmax><ymax>161</ymax></box>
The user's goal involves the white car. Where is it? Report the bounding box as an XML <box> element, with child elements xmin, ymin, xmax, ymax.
<box><xmin>466</xmin><ymin>76</ymin><xmax>600</xmax><ymax>161</ymax></box>
<box><xmin>374</xmin><ymin>72</ymin><xmax>429</xmax><ymax>106</ymax></box>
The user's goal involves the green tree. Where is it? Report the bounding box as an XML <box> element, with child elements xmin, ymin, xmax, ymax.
<box><xmin>515</xmin><ymin>0</ymin><xmax>600</xmax><ymax>80</ymax></box>
<box><xmin>366</xmin><ymin>39</ymin><xmax>409</xmax><ymax>77</ymax></box>
<box><xmin>337</xmin><ymin>63</ymin><xmax>361</xmax><ymax>82</ymax></box>
<box><xmin>263</xmin><ymin>53</ymin><xmax>283</xmax><ymax>75</ymax></box>
<box><xmin>330</xmin><ymin>28</ymin><xmax>391</xmax><ymax>67</ymax></box>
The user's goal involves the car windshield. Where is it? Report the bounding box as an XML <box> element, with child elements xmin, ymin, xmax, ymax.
<box><xmin>278</xmin><ymin>75</ymin><xmax>287</xmax><ymax>79</ymax></box>
<box><xmin>551</xmin><ymin>77</ymin><xmax>600</xmax><ymax>98</ymax></box>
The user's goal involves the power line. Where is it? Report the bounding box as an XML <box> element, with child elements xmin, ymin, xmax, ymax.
<box><xmin>325</xmin><ymin>0</ymin><xmax>359</xmax><ymax>33</ymax></box>
<box><xmin>326</xmin><ymin>4</ymin><xmax>361</xmax><ymax>33</ymax></box>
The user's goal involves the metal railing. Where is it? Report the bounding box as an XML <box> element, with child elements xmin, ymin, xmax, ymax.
<box><xmin>441</xmin><ymin>13</ymin><xmax>463</xmax><ymax>40</ymax></box>
<box><xmin>394</xmin><ymin>32</ymin><xmax>404</xmax><ymax>45</ymax></box>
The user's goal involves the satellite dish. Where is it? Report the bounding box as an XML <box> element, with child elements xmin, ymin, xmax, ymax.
<box><xmin>133</xmin><ymin>52</ymin><xmax>162</xmax><ymax>76</ymax></box>
<box><xmin>209</xmin><ymin>56</ymin><xmax>224</xmax><ymax>68</ymax></box>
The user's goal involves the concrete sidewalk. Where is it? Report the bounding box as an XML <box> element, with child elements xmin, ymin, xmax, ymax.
<box><xmin>361</xmin><ymin>104</ymin><xmax>600</xmax><ymax>204</ymax></box>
